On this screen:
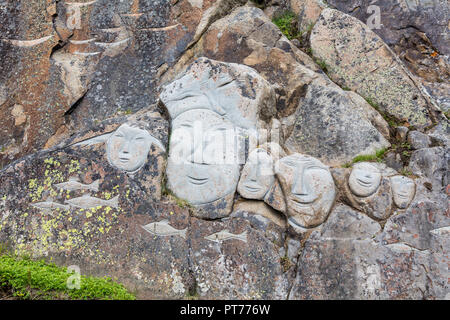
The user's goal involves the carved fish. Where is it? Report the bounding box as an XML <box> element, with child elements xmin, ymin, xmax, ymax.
<box><xmin>69</xmin><ymin>39</ymin><xmax>96</xmax><ymax>45</ymax></box>
<box><xmin>31</xmin><ymin>198</ymin><xmax>71</xmax><ymax>212</ymax></box>
<box><xmin>66</xmin><ymin>194</ymin><xmax>119</xmax><ymax>209</ymax></box>
<box><xmin>2</xmin><ymin>35</ymin><xmax>53</xmax><ymax>47</ymax></box>
<box><xmin>204</xmin><ymin>229</ymin><xmax>247</xmax><ymax>243</ymax></box>
<box><xmin>54</xmin><ymin>177</ymin><xmax>100</xmax><ymax>192</ymax></box>
<box><xmin>94</xmin><ymin>38</ymin><xmax>130</xmax><ymax>48</ymax></box>
<box><xmin>141</xmin><ymin>219</ymin><xmax>187</xmax><ymax>239</ymax></box>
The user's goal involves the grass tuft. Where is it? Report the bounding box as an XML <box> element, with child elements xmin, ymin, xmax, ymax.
<box><xmin>272</xmin><ymin>11</ymin><xmax>301</xmax><ymax>40</ymax></box>
<box><xmin>0</xmin><ymin>254</ymin><xmax>135</xmax><ymax>300</ymax></box>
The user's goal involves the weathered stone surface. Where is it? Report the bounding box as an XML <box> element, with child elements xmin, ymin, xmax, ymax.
<box><xmin>327</xmin><ymin>0</ymin><xmax>450</xmax><ymax>57</ymax></box>
<box><xmin>1</xmin><ymin>1</ymin><xmax>448</xmax><ymax>300</ymax></box>
<box><xmin>310</xmin><ymin>8</ymin><xmax>438</xmax><ymax>129</ymax></box>
<box><xmin>189</xmin><ymin>216</ymin><xmax>289</xmax><ymax>299</ymax></box>
<box><xmin>290</xmin><ymin>0</ymin><xmax>328</xmax><ymax>31</ymax></box>
<box><xmin>408</xmin><ymin>147</ymin><xmax>449</xmax><ymax>189</ymax></box>
<box><xmin>161</xmin><ymin>57</ymin><xmax>276</xmax><ymax>219</ymax></box>
<box><xmin>407</xmin><ymin>131</ymin><xmax>432</xmax><ymax>149</ymax></box>
<box><xmin>284</xmin><ymin>83</ymin><xmax>391</xmax><ymax>166</ymax></box>
<box><xmin>289</xmin><ymin>204</ymin><xmax>434</xmax><ymax>299</ymax></box>
<box><xmin>0</xmin><ymin>0</ymin><xmax>248</xmax><ymax>167</ymax></box>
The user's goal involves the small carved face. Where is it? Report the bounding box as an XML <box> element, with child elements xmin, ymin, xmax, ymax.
<box><xmin>106</xmin><ymin>124</ymin><xmax>152</xmax><ymax>172</ymax></box>
<box><xmin>348</xmin><ymin>162</ymin><xmax>382</xmax><ymax>197</ymax></box>
<box><xmin>167</xmin><ymin>109</ymin><xmax>241</xmax><ymax>205</ymax></box>
<box><xmin>275</xmin><ymin>154</ymin><xmax>336</xmax><ymax>228</ymax></box>
<box><xmin>390</xmin><ymin>175</ymin><xmax>415</xmax><ymax>209</ymax></box>
<box><xmin>238</xmin><ymin>149</ymin><xmax>275</xmax><ymax>200</ymax></box>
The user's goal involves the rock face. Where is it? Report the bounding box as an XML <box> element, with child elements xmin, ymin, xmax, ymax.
<box><xmin>0</xmin><ymin>0</ymin><xmax>248</xmax><ymax>167</ymax></box>
<box><xmin>0</xmin><ymin>2</ymin><xmax>448</xmax><ymax>300</ymax></box>
<box><xmin>310</xmin><ymin>8</ymin><xmax>438</xmax><ymax>129</ymax></box>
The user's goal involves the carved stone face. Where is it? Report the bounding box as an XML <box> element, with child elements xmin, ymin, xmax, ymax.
<box><xmin>390</xmin><ymin>175</ymin><xmax>415</xmax><ymax>209</ymax></box>
<box><xmin>348</xmin><ymin>162</ymin><xmax>382</xmax><ymax>197</ymax></box>
<box><xmin>238</xmin><ymin>148</ymin><xmax>275</xmax><ymax>200</ymax></box>
<box><xmin>106</xmin><ymin>124</ymin><xmax>152</xmax><ymax>172</ymax></box>
<box><xmin>167</xmin><ymin>109</ymin><xmax>241</xmax><ymax>205</ymax></box>
<box><xmin>275</xmin><ymin>154</ymin><xmax>336</xmax><ymax>228</ymax></box>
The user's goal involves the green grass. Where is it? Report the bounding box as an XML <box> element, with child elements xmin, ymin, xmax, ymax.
<box><xmin>272</xmin><ymin>11</ymin><xmax>301</xmax><ymax>40</ymax></box>
<box><xmin>343</xmin><ymin>148</ymin><xmax>388</xmax><ymax>167</ymax></box>
<box><xmin>0</xmin><ymin>254</ymin><xmax>135</xmax><ymax>300</ymax></box>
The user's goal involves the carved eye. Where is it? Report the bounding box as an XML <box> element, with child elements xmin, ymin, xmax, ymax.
<box><xmin>135</xmin><ymin>136</ymin><xmax>145</xmax><ymax>141</ymax></box>
<box><xmin>114</xmin><ymin>133</ymin><xmax>124</xmax><ymax>138</ymax></box>
<box><xmin>308</xmin><ymin>165</ymin><xmax>326</xmax><ymax>171</ymax></box>
<box><xmin>283</xmin><ymin>160</ymin><xmax>297</xmax><ymax>167</ymax></box>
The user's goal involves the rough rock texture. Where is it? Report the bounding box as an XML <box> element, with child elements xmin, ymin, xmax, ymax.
<box><xmin>0</xmin><ymin>0</ymin><xmax>248</xmax><ymax>168</ymax></box>
<box><xmin>284</xmin><ymin>83</ymin><xmax>390</xmax><ymax>165</ymax></box>
<box><xmin>0</xmin><ymin>1</ymin><xmax>448</xmax><ymax>300</ymax></box>
<box><xmin>310</xmin><ymin>8</ymin><xmax>439</xmax><ymax>129</ymax></box>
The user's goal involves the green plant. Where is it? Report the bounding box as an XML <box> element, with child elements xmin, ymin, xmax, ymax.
<box><xmin>314</xmin><ymin>58</ymin><xmax>328</xmax><ymax>73</ymax></box>
<box><xmin>272</xmin><ymin>11</ymin><xmax>300</xmax><ymax>40</ymax></box>
<box><xmin>0</xmin><ymin>254</ymin><xmax>135</xmax><ymax>300</ymax></box>
<box><xmin>351</xmin><ymin>148</ymin><xmax>387</xmax><ymax>164</ymax></box>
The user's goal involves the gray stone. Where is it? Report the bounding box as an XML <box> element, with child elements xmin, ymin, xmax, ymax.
<box><xmin>396</xmin><ymin>126</ymin><xmax>410</xmax><ymax>142</ymax></box>
<box><xmin>408</xmin><ymin>147</ymin><xmax>448</xmax><ymax>189</ymax></box>
<box><xmin>407</xmin><ymin>131</ymin><xmax>432</xmax><ymax>149</ymax></box>
<box><xmin>310</xmin><ymin>8</ymin><xmax>438</xmax><ymax>129</ymax></box>
<box><xmin>284</xmin><ymin>82</ymin><xmax>391</xmax><ymax>166</ymax></box>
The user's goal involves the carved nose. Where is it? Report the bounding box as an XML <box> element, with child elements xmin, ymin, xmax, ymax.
<box><xmin>121</xmin><ymin>142</ymin><xmax>130</xmax><ymax>154</ymax></box>
<box><xmin>291</xmin><ymin>171</ymin><xmax>309</xmax><ymax>195</ymax></box>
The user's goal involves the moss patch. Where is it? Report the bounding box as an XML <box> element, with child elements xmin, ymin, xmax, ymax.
<box><xmin>0</xmin><ymin>254</ymin><xmax>135</xmax><ymax>300</ymax></box>
<box><xmin>272</xmin><ymin>11</ymin><xmax>301</xmax><ymax>40</ymax></box>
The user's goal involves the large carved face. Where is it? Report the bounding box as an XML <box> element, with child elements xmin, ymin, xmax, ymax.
<box><xmin>390</xmin><ymin>175</ymin><xmax>415</xmax><ymax>209</ymax></box>
<box><xmin>106</xmin><ymin>124</ymin><xmax>152</xmax><ymax>172</ymax></box>
<box><xmin>238</xmin><ymin>148</ymin><xmax>275</xmax><ymax>200</ymax></box>
<box><xmin>167</xmin><ymin>109</ymin><xmax>241</xmax><ymax>205</ymax></box>
<box><xmin>275</xmin><ymin>154</ymin><xmax>336</xmax><ymax>228</ymax></box>
<box><xmin>348</xmin><ymin>162</ymin><xmax>382</xmax><ymax>197</ymax></box>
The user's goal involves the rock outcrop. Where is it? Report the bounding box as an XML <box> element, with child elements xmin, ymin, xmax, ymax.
<box><xmin>0</xmin><ymin>1</ymin><xmax>448</xmax><ymax>300</ymax></box>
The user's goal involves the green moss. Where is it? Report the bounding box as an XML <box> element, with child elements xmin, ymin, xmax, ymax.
<box><xmin>272</xmin><ymin>11</ymin><xmax>301</xmax><ymax>40</ymax></box>
<box><xmin>0</xmin><ymin>254</ymin><xmax>135</xmax><ymax>300</ymax></box>
<box><xmin>348</xmin><ymin>148</ymin><xmax>388</xmax><ymax>165</ymax></box>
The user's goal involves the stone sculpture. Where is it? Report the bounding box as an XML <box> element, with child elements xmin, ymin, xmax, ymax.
<box><xmin>160</xmin><ymin>57</ymin><xmax>275</xmax><ymax>218</ymax></box>
<box><xmin>348</xmin><ymin>162</ymin><xmax>382</xmax><ymax>197</ymax></box>
<box><xmin>106</xmin><ymin>122</ymin><xmax>163</xmax><ymax>173</ymax></box>
<box><xmin>238</xmin><ymin>148</ymin><xmax>276</xmax><ymax>200</ymax></box>
<box><xmin>390</xmin><ymin>175</ymin><xmax>416</xmax><ymax>209</ymax></box>
<box><xmin>345</xmin><ymin>162</ymin><xmax>393</xmax><ymax>220</ymax></box>
<box><xmin>274</xmin><ymin>153</ymin><xmax>336</xmax><ymax>228</ymax></box>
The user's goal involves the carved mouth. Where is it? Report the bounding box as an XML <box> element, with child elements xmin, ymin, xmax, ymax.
<box><xmin>356</xmin><ymin>178</ymin><xmax>373</xmax><ymax>187</ymax></box>
<box><xmin>119</xmin><ymin>157</ymin><xmax>130</xmax><ymax>163</ymax></box>
<box><xmin>396</xmin><ymin>193</ymin><xmax>409</xmax><ymax>199</ymax></box>
<box><xmin>290</xmin><ymin>195</ymin><xmax>317</xmax><ymax>206</ymax></box>
<box><xmin>187</xmin><ymin>176</ymin><xmax>208</xmax><ymax>185</ymax></box>
<box><xmin>244</xmin><ymin>184</ymin><xmax>261</xmax><ymax>193</ymax></box>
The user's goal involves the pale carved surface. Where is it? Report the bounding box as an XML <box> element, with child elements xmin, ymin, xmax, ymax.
<box><xmin>348</xmin><ymin>162</ymin><xmax>382</xmax><ymax>197</ymax></box>
<box><xmin>166</xmin><ymin>109</ymin><xmax>242</xmax><ymax>206</ymax></box>
<box><xmin>390</xmin><ymin>175</ymin><xmax>416</xmax><ymax>209</ymax></box>
<box><xmin>238</xmin><ymin>148</ymin><xmax>275</xmax><ymax>200</ymax></box>
<box><xmin>106</xmin><ymin>123</ymin><xmax>157</xmax><ymax>173</ymax></box>
<box><xmin>274</xmin><ymin>153</ymin><xmax>336</xmax><ymax>229</ymax></box>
